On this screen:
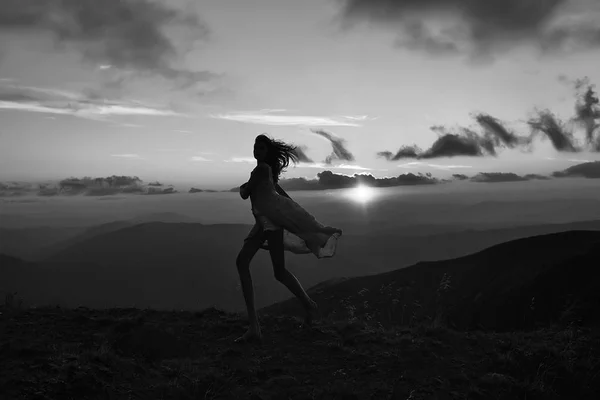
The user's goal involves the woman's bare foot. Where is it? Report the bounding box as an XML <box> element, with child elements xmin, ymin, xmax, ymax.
<box><xmin>234</xmin><ymin>327</ymin><xmax>262</xmax><ymax>343</ymax></box>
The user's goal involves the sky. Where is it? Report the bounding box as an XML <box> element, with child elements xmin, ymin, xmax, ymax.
<box><xmin>1</xmin><ymin>0</ymin><xmax>600</xmax><ymax>189</ymax></box>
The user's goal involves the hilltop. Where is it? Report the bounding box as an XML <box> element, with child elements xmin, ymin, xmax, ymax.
<box><xmin>264</xmin><ymin>230</ymin><xmax>600</xmax><ymax>331</ymax></box>
<box><xmin>1</xmin><ymin>231</ymin><xmax>600</xmax><ymax>399</ymax></box>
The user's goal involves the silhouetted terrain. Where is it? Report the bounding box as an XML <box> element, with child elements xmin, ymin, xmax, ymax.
<box><xmin>2</xmin><ymin>220</ymin><xmax>600</xmax><ymax>312</ymax></box>
<box><xmin>0</xmin><ymin>212</ymin><xmax>195</xmax><ymax>261</ymax></box>
<box><xmin>264</xmin><ymin>230</ymin><xmax>600</xmax><ymax>331</ymax></box>
<box><xmin>2</xmin><ymin>231</ymin><xmax>600</xmax><ymax>399</ymax></box>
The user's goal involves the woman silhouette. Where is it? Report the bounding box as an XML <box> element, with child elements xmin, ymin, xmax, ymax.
<box><xmin>235</xmin><ymin>134</ymin><xmax>342</xmax><ymax>343</ymax></box>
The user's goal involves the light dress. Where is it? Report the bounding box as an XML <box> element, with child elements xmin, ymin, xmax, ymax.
<box><xmin>243</xmin><ymin>162</ymin><xmax>341</xmax><ymax>258</ymax></box>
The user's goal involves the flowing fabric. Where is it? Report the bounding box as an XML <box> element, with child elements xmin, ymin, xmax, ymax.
<box><xmin>244</xmin><ymin>163</ymin><xmax>341</xmax><ymax>259</ymax></box>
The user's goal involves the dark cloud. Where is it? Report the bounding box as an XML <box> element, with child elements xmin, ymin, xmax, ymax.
<box><xmin>470</xmin><ymin>172</ymin><xmax>550</xmax><ymax>183</ymax></box>
<box><xmin>339</xmin><ymin>0</ymin><xmax>600</xmax><ymax>58</ymax></box>
<box><xmin>282</xmin><ymin>170</ymin><xmax>439</xmax><ymax>190</ymax></box>
<box><xmin>310</xmin><ymin>129</ymin><xmax>356</xmax><ymax>164</ymax></box>
<box><xmin>379</xmin><ymin>82</ymin><xmax>600</xmax><ymax>162</ymax></box>
<box><xmin>394</xmin><ymin>19</ymin><xmax>461</xmax><ymax>55</ymax></box>
<box><xmin>572</xmin><ymin>80</ymin><xmax>600</xmax><ymax>145</ymax></box>
<box><xmin>527</xmin><ymin>110</ymin><xmax>579</xmax><ymax>152</ymax></box>
<box><xmin>552</xmin><ymin>161</ymin><xmax>600</xmax><ymax>178</ymax></box>
<box><xmin>377</xmin><ymin>145</ymin><xmax>421</xmax><ymax>161</ymax></box>
<box><xmin>473</xmin><ymin>113</ymin><xmax>525</xmax><ymax>149</ymax></box>
<box><xmin>230</xmin><ymin>170</ymin><xmax>440</xmax><ymax>192</ymax></box>
<box><xmin>423</xmin><ymin>127</ymin><xmax>495</xmax><ymax>158</ymax></box>
<box><xmin>452</xmin><ymin>173</ymin><xmax>469</xmax><ymax>180</ymax></box>
<box><xmin>0</xmin><ymin>175</ymin><xmax>179</xmax><ymax>196</ymax></box>
<box><xmin>378</xmin><ymin>126</ymin><xmax>497</xmax><ymax>160</ymax></box>
<box><xmin>0</xmin><ymin>0</ymin><xmax>216</xmax><ymax>84</ymax></box>
<box><xmin>189</xmin><ymin>188</ymin><xmax>218</xmax><ymax>193</ymax></box>
<box><xmin>377</xmin><ymin>114</ymin><xmax>528</xmax><ymax>161</ymax></box>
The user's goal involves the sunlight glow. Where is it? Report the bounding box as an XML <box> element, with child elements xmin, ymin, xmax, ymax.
<box><xmin>349</xmin><ymin>185</ymin><xmax>376</xmax><ymax>204</ymax></box>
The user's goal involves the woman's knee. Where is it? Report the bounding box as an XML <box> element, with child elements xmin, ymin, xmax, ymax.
<box><xmin>236</xmin><ymin>252</ymin><xmax>249</xmax><ymax>270</ymax></box>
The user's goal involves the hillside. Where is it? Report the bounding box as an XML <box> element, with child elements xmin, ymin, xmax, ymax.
<box><xmin>0</xmin><ymin>212</ymin><xmax>195</xmax><ymax>261</ymax></box>
<box><xmin>263</xmin><ymin>230</ymin><xmax>600</xmax><ymax>332</ymax></box>
<box><xmin>1</xmin><ymin>231</ymin><xmax>600</xmax><ymax>399</ymax></box>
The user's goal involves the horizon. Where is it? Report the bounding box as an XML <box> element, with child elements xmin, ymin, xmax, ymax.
<box><xmin>1</xmin><ymin>0</ymin><xmax>600</xmax><ymax>188</ymax></box>
<box><xmin>3</xmin><ymin>3</ymin><xmax>600</xmax><ymax>396</ymax></box>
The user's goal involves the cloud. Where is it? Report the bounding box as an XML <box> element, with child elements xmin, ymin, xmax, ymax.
<box><xmin>378</xmin><ymin>96</ymin><xmax>600</xmax><ymax>161</ymax></box>
<box><xmin>0</xmin><ymin>0</ymin><xmax>217</xmax><ymax>84</ymax></box>
<box><xmin>527</xmin><ymin>80</ymin><xmax>600</xmax><ymax>152</ymax></box>
<box><xmin>0</xmin><ymin>83</ymin><xmax>183</xmax><ymax>119</ymax></box>
<box><xmin>473</xmin><ymin>113</ymin><xmax>525</xmax><ymax>148</ymax></box>
<box><xmin>377</xmin><ymin>145</ymin><xmax>421</xmax><ymax>160</ymax></box>
<box><xmin>225</xmin><ymin>157</ymin><xmax>256</xmax><ymax>164</ymax></box>
<box><xmin>231</xmin><ymin>170</ymin><xmax>440</xmax><ymax>191</ymax></box>
<box><xmin>452</xmin><ymin>173</ymin><xmax>469</xmax><ymax>180</ymax></box>
<box><xmin>567</xmin><ymin>158</ymin><xmax>592</xmax><ymax>163</ymax></box>
<box><xmin>309</xmin><ymin>128</ymin><xmax>356</xmax><ymax>164</ymax></box>
<box><xmin>397</xmin><ymin>161</ymin><xmax>472</xmax><ymax>170</ymax></box>
<box><xmin>110</xmin><ymin>154</ymin><xmax>142</xmax><ymax>159</ymax></box>
<box><xmin>317</xmin><ymin>170</ymin><xmax>440</xmax><ymax>189</ymax></box>
<box><xmin>1</xmin><ymin>176</ymin><xmax>184</xmax><ymax>197</ymax></box>
<box><xmin>470</xmin><ymin>172</ymin><xmax>550</xmax><ymax>183</ymax></box>
<box><xmin>295</xmin><ymin>163</ymin><xmax>373</xmax><ymax>171</ymax></box>
<box><xmin>118</xmin><ymin>123</ymin><xmax>144</xmax><ymax>128</ymax></box>
<box><xmin>552</xmin><ymin>160</ymin><xmax>600</xmax><ymax>178</ymax></box>
<box><xmin>211</xmin><ymin>110</ymin><xmax>370</xmax><ymax>127</ymax></box>
<box><xmin>339</xmin><ymin>0</ymin><xmax>600</xmax><ymax>59</ymax></box>
<box><xmin>380</xmin><ymin>127</ymin><xmax>497</xmax><ymax>160</ymax></box>
<box><xmin>527</xmin><ymin>109</ymin><xmax>579</xmax><ymax>152</ymax></box>
<box><xmin>572</xmin><ymin>78</ymin><xmax>600</xmax><ymax>146</ymax></box>
<box><xmin>190</xmin><ymin>156</ymin><xmax>211</xmax><ymax>162</ymax></box>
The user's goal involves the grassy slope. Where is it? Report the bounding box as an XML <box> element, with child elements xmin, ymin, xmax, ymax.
<box><xmin>1</xmin><ymin>306</ymin><xmax>599</xmax><ymax>400</ymax></box>
<box><xmin>264</xmin><ymin>231</ymin><xmax>600</xmax><ymax>332</ymax></box>
<box><xmin>2</xmin><ymin>230</ymin><xmax>600</xmax><ymax>399</ymax></box>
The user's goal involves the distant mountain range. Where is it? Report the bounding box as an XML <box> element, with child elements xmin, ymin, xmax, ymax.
<box><xmin>2</xmin><ymin>218</ymin><xmax>600</xmax><ymax>319</ymax></box>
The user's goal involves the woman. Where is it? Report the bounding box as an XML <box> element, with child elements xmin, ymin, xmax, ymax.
<box><xmin>235</xmin><ymin>134</ymin><xmax>342</xmax><ymax>343</ymax></box>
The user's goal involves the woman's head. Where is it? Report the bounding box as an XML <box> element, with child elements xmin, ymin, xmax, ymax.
<box><xmin>254</xmin><ymin>134</ymin><xmax>299</xmax><ymax>182</ymax></box>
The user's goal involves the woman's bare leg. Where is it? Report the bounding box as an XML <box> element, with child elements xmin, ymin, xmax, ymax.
<box><xmin>266</xmin><ymin>230</ymin><xmax>318</xmax><ymax>326</ymax></box>
<box><xmin>235</xmin><ymin>235</ymin><xmax>265</xmax><ymax>342</ymax></box>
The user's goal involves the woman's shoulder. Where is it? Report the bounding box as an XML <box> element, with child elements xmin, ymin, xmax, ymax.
<box><xmin>252</xmin><ymin>162</ymin><xmax>271</xmax><ymax>176</ymax></box>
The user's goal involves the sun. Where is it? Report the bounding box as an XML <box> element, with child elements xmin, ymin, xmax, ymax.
<box><xmin>350</xmin><ymin>185</ymin><xmax>376</xmax><ymax>203</ymax></box>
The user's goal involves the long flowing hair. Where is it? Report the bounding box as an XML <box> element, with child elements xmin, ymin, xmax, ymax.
<box><xmin>255</xmin><ymin>134</ymin><xmax>299</xmax><ymax>183</ymax></box>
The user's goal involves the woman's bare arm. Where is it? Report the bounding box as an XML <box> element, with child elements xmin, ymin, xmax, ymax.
<box><xmin>239</xmin><ymin>183</ymin><xmax>249</xmax><ymax>200</ymax></box>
